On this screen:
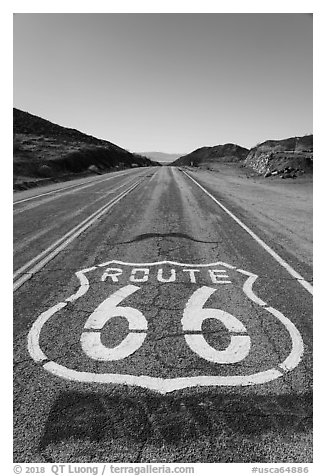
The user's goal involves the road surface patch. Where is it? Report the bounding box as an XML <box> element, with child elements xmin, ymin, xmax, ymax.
<box><xmin>13</xmin><ymin>180</ymin><xmax>143</xmax><ymax>291</ymax></box>
<box><xmin>183</xmin><ymin>170</ymin><xmax>313</xmax><ymax>295</ymax></box>
<box><xmin>13</xmin><ymin>169</ymin><xmax>144</xmax><ymax>205</ymax></box>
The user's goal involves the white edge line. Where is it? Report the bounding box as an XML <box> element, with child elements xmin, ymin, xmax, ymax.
<box><xmin>13</xmin><ymin>172</ymin><xmax>139</xmax><ymax>208</ymax></box>
<box><xmin>14</xmin><ymin>181</ymin><xmax>142</xmax><ymax>291</ymax></box>
<box><xmin>148</xmin><ymin>171</ymin><xmax>158</xmax><ymax>183</ymax></box>
<box><xmin>13</xmin><ymin>180</ymin><xmax>141</xmax><ymax>282</ymax></box>
<box><xmin>13</xmin><ymin>168</ymin><xmax>146</xmax><ymax>204</ymax></box>
<box><xmin>14</xmin><ymin>178</ymin><xmax>142</xmax><ymax>278</ymax></box>
<box><xmin>183</xmin><ymin>170</ymin><xmax>313</xmax><ymax>295</ymax></box>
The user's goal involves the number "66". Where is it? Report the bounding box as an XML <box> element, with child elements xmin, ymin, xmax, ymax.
<box><xmin>80</xmin><ymin>285</ymin><xmax>251</xmax><ymax>364</ymax></box>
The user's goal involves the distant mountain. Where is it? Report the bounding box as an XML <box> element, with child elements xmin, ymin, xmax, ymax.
<box><xmin>171</xmin><ymin>143</ymin><xmax>249</xmax><ymax>166</ymax></box>
<box><xmin>139</xmin><ymin>152</ymin><xmax>184</xmax><ymax>163</ymax></box>
<box><xmin>244</xmin><ymin>134</ymin><xmax>313</xmax><ymax>176</ymax></box>
<box><xmin>13</xmin><ymin>108</ymin><xmax>160</xmax><ymax>186</ymax></box>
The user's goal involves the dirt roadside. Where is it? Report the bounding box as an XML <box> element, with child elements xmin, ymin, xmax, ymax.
<box><xmin>182</xmin><ymin>164</ymin><xmax>313</xmax><ymax>269</ymax></box>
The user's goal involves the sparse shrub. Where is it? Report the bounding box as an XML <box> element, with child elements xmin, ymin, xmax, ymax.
<box><xmin>37</xmin><ymin>164</ymin><xmax>53</xmax><ymax>177</ymax></box>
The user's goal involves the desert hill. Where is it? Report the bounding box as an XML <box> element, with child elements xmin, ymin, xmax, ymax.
<box><xmin>171</xmin><ymin>143</ymin><xmax>249</xmax><ymax>166</ymax></box>
<box><xmin>251</xmin><ymin>135</ymin><xmax>312</xmax><ymax>153</ymax></box>
<box><xmin>244</xmin><ymin>134</ymin><xmax>313</xmax><ymax>177</ymax></box>
<box><xmin>13</xmin><ymin>108</ymin><xmax>160</xmax><ymax>188</ymax></box>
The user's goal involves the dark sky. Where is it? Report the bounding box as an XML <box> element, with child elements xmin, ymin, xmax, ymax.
<box><xmin>13</xmin><ymin>13</ymin><xmax>312</xmax><ymax>153</ymax></box>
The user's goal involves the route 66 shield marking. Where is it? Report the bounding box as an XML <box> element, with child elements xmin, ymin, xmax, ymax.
<box><xmin>27</xmin><ymin>260</ymin><xmax>304</xmax><ymax>394</ymax></box>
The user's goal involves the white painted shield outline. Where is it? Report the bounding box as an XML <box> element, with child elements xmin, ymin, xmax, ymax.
<box><xmin>27</xmin><ymin>260</ymin><xmax>304</xmax><ymax>394</ymax></box>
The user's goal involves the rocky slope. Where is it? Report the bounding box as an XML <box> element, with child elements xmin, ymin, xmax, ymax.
<box><xmin>244</xmin><ymin>135</ymin><xmax>313</xmax><ymax>177</ymax></box>
<box><xmin>13</xmin><ymin>108</ymin><xmax>160</xmax><ymax>187</ymax></box>
<box><xmin>171</xmin><ymin>143</ymin><xmax>249</xmax><ymax>166</ymax></box>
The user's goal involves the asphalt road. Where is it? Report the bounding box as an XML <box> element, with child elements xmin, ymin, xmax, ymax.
<box><xmin>13</xmin><ymin>166</ymin><xmax>313</xmax><ymax>463</ymax></box>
